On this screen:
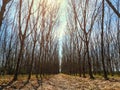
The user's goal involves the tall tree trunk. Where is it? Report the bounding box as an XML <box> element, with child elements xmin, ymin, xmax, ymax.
<box><xmin>13</xmin><ymin>41</ymin><xmax>24</xmax><ymax>81</ymax></box>
<box><xmin>83</xmin><ymin>44</ymin><xmax>86</xmax><ymax>78</ymax></box>
<box><xmin>78</xmin><ymin>52</ymin><xmax>82</xmax><ymax>77</ymax></box>
<box><xmin>28</xmin><ymin>42</ymin><xmax>36</xmax><ymax>81</ymax></box>
<box><xmin>0</xmin><ymin>0</ymin><xmax>10</xmax><ymax>28</ymax></box>
<box><xmin>101</xmin><ymin>0</ymin><xmax>108</xmax><ymax>80</ymax></box>
<box><xmin>86</xmin><ymin>40</ymin><xmax>94</xmax><ymax>79</ymax></box>
<box><xmin>117</xmin><ymin>0</ymin><xmax>120</xmax><ymax>74</ymax></box>
<box><xmin>106</xmin><ymin>0</ymin><xmax>120</xmax><ymax>17</ymax></box>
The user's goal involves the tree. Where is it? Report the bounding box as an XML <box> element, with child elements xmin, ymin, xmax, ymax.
<box><xmin>69</xmin><ymin>0</ymin><xmax>100</xmax><ymax>79</ymax></box>
<box><xmin>101</xmin><ymin>0</ymin><xmax>109</xmax><ymax>80</ymax></box>
<box><xmin>106</xmin><ymin>0</ymin><xmax>120</xmax><ymax>17</ymax></box>
<box><xmin>13</xmin><ymin>0</ymin><xmax>34</xmax><ymax>81</ymax></box>
<box><xmin>0</xmin><ymin>0</ymin><xmax>11</xmax><ymax>28</ymax></box>
<box><xmin>27</xmin><ymin>8</ymin><xmax>40</xmax><ymax>81</ymax></box>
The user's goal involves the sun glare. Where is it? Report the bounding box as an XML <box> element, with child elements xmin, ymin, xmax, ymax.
<box><xmin>33</xmin><ymin>0</ymin><xmax>64</xmax><ymax>16</ymax></box>
<box><xmin>33</xmin><ymin>0</ymin><xmax>63</xmax><ymax>8</ymax></box>
<box><xmin>33</xmin><ymin>0</ymin><xmax>66</xmax><ymax>40</ymax></box>
<box><xmin>47</xmin><ymin>0</ymin><xmax>63</xmax><ymax>5</ymax></box>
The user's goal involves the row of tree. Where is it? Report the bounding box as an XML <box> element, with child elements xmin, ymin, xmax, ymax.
<box><xmin>0</xmin><ymin>0</ymin><xmax>60</xmax><ymax>81</ymax></box>
<box><xmin>61</xmin><ymin>0</ymin><xmax>120</xmax><ymax>80</ymax></box>
<box><xmin>0</xmin><ymin>0</ymin><xmax>120</xmax><ymax>82</ymax></box>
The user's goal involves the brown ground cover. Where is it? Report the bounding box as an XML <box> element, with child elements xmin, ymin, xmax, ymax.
<box><xmin>0</xmin><ymin>74</ymin><xmax>120</xmax><ymax>90</ymax></box>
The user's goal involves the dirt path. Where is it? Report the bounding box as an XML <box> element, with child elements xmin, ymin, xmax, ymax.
<box><xmin>38</xmin><ymin>74</ymin><xmax>120</xmax><ymax>90</ymax></box>
<box><xmin>1</xmin><ymin>74</ymin><xmax>120</xmax><ymax>90</ymax></box>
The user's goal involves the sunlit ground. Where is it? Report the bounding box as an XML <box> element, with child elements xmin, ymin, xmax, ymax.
<box><xmin>0</xmin><ymin>74</ymin><xmax>120</xmax><ymax>90</ymax></box>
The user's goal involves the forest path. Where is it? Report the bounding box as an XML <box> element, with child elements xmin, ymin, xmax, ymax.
<box><xmin>38</xmin><ymin>74</ymin><xmax>120</xmax><ymax>90</ymax></box>
<box><xmin>1</xmin><ymin>74</ymin><xmax>120</xmax><ymax>90</ymax></box>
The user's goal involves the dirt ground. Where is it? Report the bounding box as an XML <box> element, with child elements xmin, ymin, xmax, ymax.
<box><xmin>0</xmin><ymin>74</ymin><xmax>120</xmax><ymax>90</ymax></box>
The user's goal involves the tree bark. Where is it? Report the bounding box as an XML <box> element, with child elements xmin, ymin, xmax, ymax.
<box><xmin>0</xmin><ymin>0</ymin><xmax>11</xmax><ymax>28</ymax></box>
<box><xmin>101</xmin><ymin>0</ymin><xmax>109</xmax><ymax>80</ymax></box>
<box><xmin>106</xmin><ymin>0</ymin><xmax>120</xmax><ymax>17</ymax></box>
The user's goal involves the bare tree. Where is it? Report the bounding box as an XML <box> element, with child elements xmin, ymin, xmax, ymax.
<box><xmin>106</xmin><ymin>0</ymin><xmax>120</xmax><ymax>17</ymax></box>
<box><xmin>0</xmin><ymin>0</ymin><xmax>11</xmax><ymax>28</ymax></box>
<box><xmin>13</xmin><ymin>0</ymin><xmax>34</xmax><ymax>81</ymax></box>
<box><xmin>69</xmin><ymin>0</ymin><xmax>100</xmax><ymax>79</ymax></box>
<box><xmin>101</xmin><ymin>0</ymin><xmax>109</xmax><ymax>80</ymax></box>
